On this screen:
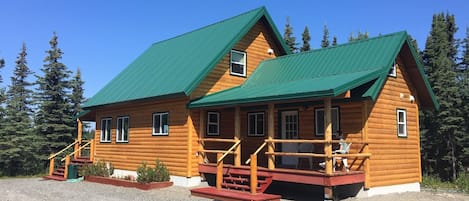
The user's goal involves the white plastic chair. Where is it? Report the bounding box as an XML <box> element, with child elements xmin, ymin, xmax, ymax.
<box><xmin>296</xmin><ymin>143</ymin><xmax>314</xmax><ymax>169</ymax></box>
<box><xmin>333</xmin><ymin>142</ymin><xmax>351</xmax><ymax>172</ymax></box>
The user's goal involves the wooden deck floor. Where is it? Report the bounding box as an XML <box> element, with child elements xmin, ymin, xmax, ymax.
<box><xmin>199</xmin><ymin>163</ymin><xmax>365</xmax><ymax>187</ymax></box>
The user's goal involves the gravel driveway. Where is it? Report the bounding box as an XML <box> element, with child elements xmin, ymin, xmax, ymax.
<box><xmin>0</xmin><ymin>178</ymin><xmax>467</xmax><ymax>201</ymax></box>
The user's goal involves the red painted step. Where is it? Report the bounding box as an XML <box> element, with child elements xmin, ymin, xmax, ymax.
<box><xmin>222</xmin><ymin>182</ymin><xmax>262</xmax><ymax>192</ymax></box>
<box><xmin>191</xmin><ymin>187</ymin><xmax>281</xmax><ymax>201</ymax></box>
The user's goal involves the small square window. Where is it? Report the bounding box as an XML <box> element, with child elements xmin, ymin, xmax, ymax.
<box><xmin>153</xmin><ymin>112</ymin><xmax>169</xmax><ymax>135</ymax></box>
<box><xmin>207</xmin><ymin>112</ymin><xmax>219</xmax><ymax>136</ymax></box>
<box><xmin>397</xmin><ymin>109</ymin><xmax>407</xmax><ymax>137</ymax></box>
<box><xmin>389</xmin><ymin>62</ymin><xmax>397</xmax><ymax>77</ymax></box>
<box><xmin>100</xmin><ymin>118</ymin><xmax>112</xmax><ymax>143</ymax></box>
<box><xmin>248</xmin><ymin>112</ymin><xmax>265</xmax><ymax>136</ymax></box>
<box><xmin>230</xmin><ymin>50</ymin><xmax>246</xmax><ymax>76</ymax></box>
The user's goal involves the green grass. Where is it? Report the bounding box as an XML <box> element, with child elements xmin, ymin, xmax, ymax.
<box><xmin>422</xmin><ymin>173</ymin><xmax>469</xmax><ymax>193</ymax></box>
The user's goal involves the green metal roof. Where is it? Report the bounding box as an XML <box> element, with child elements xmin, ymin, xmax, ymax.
<box><xmin>83</xmin><ymin>7</ymin><xmax>290</xmax><ymax>108</ymax></box>
<box><xmin>189</xmin><ymin>31</ymin><xmax>439</xmax><ymax>110</ymax></box>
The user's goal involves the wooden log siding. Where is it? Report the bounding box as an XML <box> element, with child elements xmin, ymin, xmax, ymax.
<box><xmin>191</xmin><ymin>19</ymin><xmax>281</xmax><ymax>99</ymax></box>
<box><xmin>94</xmin><ymin>97</ymin><xmax>192</xmax><ymax>177</ymax></box>
<box><xmin>366</xmin><ymin>56</ymin><xmax>421</xmax><ymax>187</ymax></box>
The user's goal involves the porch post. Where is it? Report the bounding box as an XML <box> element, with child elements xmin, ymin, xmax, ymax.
<box><xmin>187</xmin><ymin>110</ymin><xmax>194</xmax><ymax>177</ymax></box>
<box><xmin>234</xmin><ymin>106</ymin><xmax>241</xmax><ymax>166</ymax></box>
<box><xmin>77</xmin><ymin>119</ymin><xmax>83</xmax><ymax>143</ymax></box>
<box><xmin>362</xmin><ymin>100</ymin><xmax>370</xmax><ymax>188</ymax></box>
<box><xmin>324</xmin><ymin>98</ymin><xmax>333</xmax><ymax>175</ymax></box>
<box><xmin>267</xmin><ymin>103</ymin><xmax>275</xmax><ymax>170</ymax></box>
<box><xmin>199</xmin><ymin>109</ymin><xmax>206</xmax><ymax>164</ymax></box>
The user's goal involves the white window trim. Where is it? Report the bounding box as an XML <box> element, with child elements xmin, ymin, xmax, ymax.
<box><xmin>116</xmin><ymin>116</ymin><xmax>129</xmax><ymax>142</ymax></box>
<box><xmin>248</xmin><ymin>112</ymin><xmax>265</xmax><ymax>137</ymax></box>
<box><xmin>153</xmin><ymin>112</ymin><xmax>169</xmax><ymax>136</ymax></box>
<box><xmin>315</xmin><ymin>107</ymin><xmax>340</xmax><ymax>136</ymax></box>
<box><xmin>389</xmin><ymin>61</ymin><xmax>397</xmax><ymax>77</ymax></box>
<box><xmin>397</xmin><ymin>109</ymin><xmax>407</xmax><ymax>137</ymax></box>
<box><xmin>100</xmin><ymin>118</ymin><xmax>112</xmax><ymax>143</ymax></box>
<box><xmin>207</xmin><ymin>112</ymin><xmax>220</xmax><ymax>136</ymax></box>
<box><xmin>230</xmin><ymin>50</ymin><xmax>246</xmax><ymax>77</ymax></box>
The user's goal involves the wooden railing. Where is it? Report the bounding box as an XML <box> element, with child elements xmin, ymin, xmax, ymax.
<box><xmin>48</xmin><ymin>138</ymin><xmax>95</xmax><ymax>179</ymax></box>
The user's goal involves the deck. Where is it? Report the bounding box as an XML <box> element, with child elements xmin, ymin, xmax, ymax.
<box><xmin>199</xmin><ymin>163</ymin><xmax>365</xmax><ymax>187</ymax></box>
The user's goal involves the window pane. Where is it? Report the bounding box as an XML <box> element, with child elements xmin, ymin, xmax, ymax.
<box><xmin>316</xmin><ymin>110</ymin><xmax>324</xmax><ymax>134</ymax></box>
<box><xmin>154</xmin><ymin>115</ymin><xmax>161</xmax><ymax>133</ymax></box>
<box><xmin>249</xmin><ymin>114</ymin><xmax>256</xmax><ymax>134</ymax></box>
<box><xmin>162</xmin><ymin>114</ymin><xmax>168</xmax><ymax>133</ymax></box>
<box><xmin>208</xmin><ymin>125</ymin><xmax>217</xmax><ymax>134</ymax></box>
<box><xmin>398</xmin><ymin>124</ymin><xmax>405</xmax><ymax>135</ymax></box>
<box><xmin>332</xmin><ymin>109</ymin><xmax>339</xmax><ymax>133</ymax></box>
<box><xmin>123</xmin><ymin>118</ymin><xmax>129</xmax><ymax>141</ymax></box>
<box><xmin>231</xmin><ymin>52</ymin><xmax>244</xmax><ymax>63</ymax></box>
<box><xmin>231</xmin><ymin>63</ymin><xmax>244</xmax><ymax>74</ymax></box>
<box><xmin>257</xmin><ymin>114</ymin><xmax>264</xmax><ymax>135</ymax></box>
<box><xmin>106</xmin><ymin>120</ymin><xmax>111</xmax><ymax>141</ymax></box>
<box><xmin>209</xmin><ymin>113</ymin><xmax>218</xmax><ymax>123</ymax></box>
<box><xmin>398</xmin><ymin>111</ymin><xmax>404</xmax><ymax>122</ymax></box>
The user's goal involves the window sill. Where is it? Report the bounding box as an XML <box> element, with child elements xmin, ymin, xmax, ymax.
<box><xmin>116</xmin><ymin>141</ymin><xmax>129</xmax><ymax>143</ymax></box>
<box><xmin>152</xmin><ymin>134</ymin><xmax>169</xmax><ymax>136</ymax></box>
<box><xmin>100</xmin><ymin>141</ymin><xmax>112</xmax><ymax>143</ymax></box>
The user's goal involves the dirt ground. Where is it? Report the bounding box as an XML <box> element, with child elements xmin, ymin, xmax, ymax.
<box><xmin>0</xmin><ymin>178</ymin><xmax>468</xmax><ymax>201</ymax></box>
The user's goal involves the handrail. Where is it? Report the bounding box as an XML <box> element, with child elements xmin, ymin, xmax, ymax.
<box><xmin>245</xmin><ymin>142</ymin><xmax>267</xmax><ymax>164</ymax></box>
<box><xmin>265</xmin><ymin>139</ymin><xmax>327</xmax><ymax>143</ymax></box>
<box><xmin>61</xmin><ymin>140</ymin><xmax>92</xmax><ymax>162</ymax></box>
<box><xmin>216</xmin><ymin>140</ymin><xmax>240</xmax><ymax>164</ymax></box>
<box><xmin>48</xmin><ymin>139</ymin><xmax>79</xmax><ymax>159</ymax></box>
<box><xmin>199</xmin><ymin>138</ymin><xmax>238</xmax><ymax>143</ymax></box>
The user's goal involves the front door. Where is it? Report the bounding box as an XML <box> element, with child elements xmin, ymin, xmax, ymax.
<box><xmin>280</xmin><ymin>110</ymin><xmax>298</xmax><ymax>166</ymax></box>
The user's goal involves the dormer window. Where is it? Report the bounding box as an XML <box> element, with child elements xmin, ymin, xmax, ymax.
<box><xmin>389</xmin><ymin>61</ymin><xmax>397</xmax><ymax>77</ymax></box>
<box><xmin>230</xmin><ymin>50</ymin><xmax>246</xmax><ymax>77</ymax></box>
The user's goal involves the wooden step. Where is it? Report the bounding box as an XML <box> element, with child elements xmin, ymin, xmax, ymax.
<box><xmin>191</xmin><ymin>187</ymin><xmax>281</xmax><ymax>201</ymax></box>
<box><xmin>224</xmin><ymin>176</ymin><xmax>249</xmax><ymax>183</ymax></box>
<box><xmin>43</xmin><ymin>175</ymin><xmax>66</xmax><ymax>181</ymax></box>
<box><xmin>222</xmin><ymin>182</ymin><xmax>261</xmax><ymax>192</ymax></box>
<box><xmin>71</xmin><ymin>158</ymin><xmax>92</xmax><ymax>163</ymax></box>
<box><xmin>228</xmin><ymin>168</ymin><xmax>272</xmax><ymax>178</ymax></box>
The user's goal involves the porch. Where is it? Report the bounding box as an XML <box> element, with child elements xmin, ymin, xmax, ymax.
<box><xmin>192</xmin><ymin>98</ymin><xmax>372</xmax><ymax>200</ymax></box>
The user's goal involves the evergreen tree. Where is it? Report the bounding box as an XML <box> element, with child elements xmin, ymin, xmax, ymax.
<box><xmin>421</xmin><ymin>13</ymin><xmax>464</xmax><ymax>181</ymax></box>
<box><xmin>332</xmin><ymin>36</ymin><xmax>338</xmax><ymax>47</ymax></box>
<box><xmin>300</xmin><ymin>26</ymin><xmax>311</xmax><ymax>52</ymax></box>
<box><xmin>283</xmin><ymin>17</ymin><xmax>298</xmax><ymax>53</ymax></box>
<box><xmin>321</xmin><ymin>24</ymin><xmax>330</xmax><ymax>48</ymax></box>
<box><xmin>458</xmin><ymin>27</ymin><xmax>469</xmax><ymax>168</ymax></box>
<box><xmin>0</xmin><ymin>43</ymin><xmax>42</xmax><ymax>176</ymax></box>
<box><xmin>348</xmin><ymin>31</ymin><xmax>369</xmax><ymax>42</ymax></box>
<box><xmin>35</xmin><ymin>33</ymin><xmax>74</xmax><ymax>155</ymax></box>
<box><xmin>0</xmin><ymin>58</ymin><xmax>4</xmax><ymax>176</ymax></box>
<box><xmin>71</xmin><ymin>67</ymin><xmax>85</xmax><ymax>138</ymax></box>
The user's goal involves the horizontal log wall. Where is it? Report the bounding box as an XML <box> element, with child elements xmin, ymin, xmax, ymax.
<box><xmin>367</xmin><ymin>56</ymin><xmax>421</xmax><ymax>187</ymax></box>
<box><xmin>94</xmin><ymin>97</ymin><xmax>190</xmax><ymax>177</ymax></box>
<box><xmin>191</xmin><ymin>19</ymin><xmax>281</xmax><ymax>99</ymax></box>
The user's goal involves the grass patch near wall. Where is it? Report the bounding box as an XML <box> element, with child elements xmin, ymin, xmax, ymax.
<box><xmin>422</xmin><ymin>173</ymin><xmax>469</xmax><ymax>193</ymax></box>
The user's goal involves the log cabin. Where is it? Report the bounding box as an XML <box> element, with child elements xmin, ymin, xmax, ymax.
<box><xmin>47</xmin><ymin>7</ymin><xmax>438</xmax><ymax>200</ymax></box>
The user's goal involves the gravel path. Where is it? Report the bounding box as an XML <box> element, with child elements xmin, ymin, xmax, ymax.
<box><xmin>0</xmin><ymin>178</ymin><xmax>468</xmax><ymax>201</ymax></box>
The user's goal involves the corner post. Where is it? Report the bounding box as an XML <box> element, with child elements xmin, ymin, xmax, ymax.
<box><xmin>74</xmin><ymin>141</ymin><xmax>79</xmax><ymax>159</ymax></box>
<box><xmin>90</xmin><ymin>139</ymin><xmax>95</xmax><ymax>162</ymax></box>
<box><xmin>250</xmin><ymin>154</ymin><xmax>258</xmax><ymax>194</ymax></box>
<box><xmin>216</xmin><ymin>153</ymin><xmax>223</xmax><ymax>190</ymax></box>
<box><xmin>324</xmin><ymin>98</ymin><xmax>333</xmax><ymax>175</ymax></box>
<box><xmin>199</xmin><ymin>109</ymin><xmax>206</xmax><ymax>164</ymax></box>
<box><xmin>234</xmin><ymin>106</ymin><xmax>241</xmax><ymax>166</ymax></box>
<box><xmin>267</xmin><ymin>103</ymin><xmax>275</xmax><ymax>170</ymax></box>
<box><xmin>362</xmin><ymin>100</ymin><xmax>370</xmax><ymax>188</ymax></box>
<box><xmin>77</xmin><ymin>119</ymin><xmax>83</xmax><ymax>157</ymax></box>
<box><xmin>187</xmin><ymin>110</ymin><xmax>194</xmax><ymax>177</ymax></box>
<box><xmin>49</xmin><ymin>155</ymin><xmax>55</xmax><ymax>176</ymax></box>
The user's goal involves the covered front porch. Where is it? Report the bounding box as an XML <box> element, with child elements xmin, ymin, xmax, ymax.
<box><xmin>192</xmin><ymin>97</ymin><xmax>371</xmax><ymax>199</ymax></box>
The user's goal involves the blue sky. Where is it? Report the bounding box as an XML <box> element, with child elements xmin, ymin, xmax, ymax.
<box><xmin>0</xmin><ymin>0</ymin><xmax>468</xmax><ymax>98</ymax></box>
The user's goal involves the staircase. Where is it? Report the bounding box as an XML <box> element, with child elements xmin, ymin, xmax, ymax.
<box><xmin>191</xmin><ymin>165</ymin><xmax>280</xmax><ymax>201</ymax></box>
<box><xmin>44</xmin><ymin>157</ymin><xmax>92</xmax><ymax>181</ymax></box>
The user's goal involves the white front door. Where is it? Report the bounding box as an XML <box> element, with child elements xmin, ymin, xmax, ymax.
<box><xmin>281</xmin><ymin>110</ymin><xmax>298</xmax><ymax>166</ymax></box>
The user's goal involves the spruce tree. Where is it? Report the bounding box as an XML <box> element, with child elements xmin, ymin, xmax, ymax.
<box><xmin>300</xmin><ymin>26</ymin><xmax>311</xmax><ymax>52</ymax></box>
<box><xmin>348</xmin><ymin>31</ymin><xmax>369</xmax><ymax>42</ymax></box>
<box><xmin>35</xmin><ymin>33</ymin><xmax>74</xmax><ymax>155</ymax></box>
<box><xmin>1</xmin><ymin>43</ymin><xmax>42</xmax><ymax>175</ymax></box>
<box><xmin>332</xmin><ymin>36</ymin><xmax>338</xmax><ymax>47</ymax></box>
<box><xmin>71</xmin><ymin>67</ymin><xmax>85</xmax><ymax>138</ymax></box>
<box><xmin>421</xmin><ymin>13</ymin><xmax>464</xmax><ymax>181</ymax></box>
<box><xmin>283</xmin><ymin>17</ymin><xmax>298</xmax><ymax>53</ymax></box>
<box><xmin>321</xmin><ymin>24</ymin><xmax>330</xmax><ymax>48</ymax></box>
<box><xmin>458</xmin><ymin>27</ymin><xmax>469</xmax><ymax>168</ymax></box>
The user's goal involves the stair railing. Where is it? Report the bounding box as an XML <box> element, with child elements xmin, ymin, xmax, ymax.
<box><xmin>61</xmin><ymin>139</ymin><xmax>95</xmax><ymax>162</ymax></box>
<box><xmin>48</xmin><ymin>139</ymin><xmax>79</xmax><ymax>177</ymax></box>
<box><xmin>215</xmin><ymin>140</ymin><xmax>241</xmax><ymax>190</ymax></box>
<box><xmin>244</xmin><ymin>141</ymin><xmax>267</xmax><ymax>194</ymax></box>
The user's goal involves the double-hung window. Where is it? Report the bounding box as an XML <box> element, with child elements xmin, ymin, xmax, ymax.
<box><xmin>248</xmin><ymin>112</ymin><xmax>264</xmax><ymax>136</ymax></box>
<box><xmin>315</xmin><ymin>107</ymin><xmax>340</xmax><ymax>136</ymax></box>
<box><xmin>389</xmin><ymin>61</ymin><xmax>397</xmax><ymax>77</ymax></box>
<box><xmin>397</xmin><ymin>109</ymin><xmax>407</xmax><ymax>137</ymax></box>
<box><xmin>116</xmin><ymin>116</ymin><xmax>129</xmax><ymax>142</ymax></box>
<box><xmin>207</xmin><ymin>112</ymin><xmax>219</xmax><ymax>136</ymax></box>
<box><xmin>153</xmin><ymin>112</ymin><xmax>169</xmax><ymax>135</ymax></box>
<box><xmin>230</xmin><ymin>50</ymin><xmax>246</xmax><ymax>76</ymax></box>
<box><xmin>100</xmin><ymin>118</ymin><xmax>112</xmax><ymax>142</ymax></box>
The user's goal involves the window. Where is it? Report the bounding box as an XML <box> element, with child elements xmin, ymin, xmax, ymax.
<box><xmin>207</xmin><ymin>112</ymin><xmax>219</xmax><ymax>136</ymax></box>
<box><xmin>389</xmin><ymin>62</ymin><xmax>397</xmax><ymax>77</ymax></box>
<box><xmin>397</xmin><ymin>109</ymin><xmax>407</xmax><ymax>137</ymax></box>
<box><xmin>100</xmin><ymin>118</ymin><xmax>112</xmax><ymax>142</ymax></box>
<box><xmin>153</xmin><ymin>112</ymin><xmax>169</xmax><ymax>135</ymax></box>
<box><xmin>248</xmin><ymin>112</ymin><xmax>265</xmax><ymax>136</ymax></box>
<box><xmin>230</xmin><ymin>50</ymin><xmax>246</xmax><ymax>76</ymax></box>
<box><xmin>116</xmin><ymin>116</ymin><xmax>129</xmax><ymax>142</ymax></box>
<box><xmin>315</xmin><ymin>107</ymin><xmax>340</xmax><ymax>136</ymax></box>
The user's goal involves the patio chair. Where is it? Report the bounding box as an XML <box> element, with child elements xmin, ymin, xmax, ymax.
<box><xmin>296</xmin><ymin>143</ymin><xmax>314</xmax><ymax>169</ymax></box>
<box><xmin>333</xmin><ymin>141</ymin><xmax>352</xmax><ymax>172</ymax></box>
